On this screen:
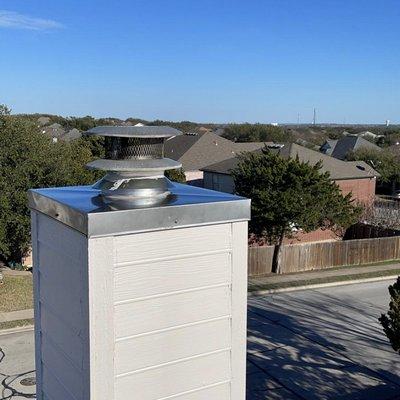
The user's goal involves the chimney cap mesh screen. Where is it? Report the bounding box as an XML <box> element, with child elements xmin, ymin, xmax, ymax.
<box><xmin>105</xmin><ymin>137</ymin><xmax>164</xmax><ymax>160</ymax></box>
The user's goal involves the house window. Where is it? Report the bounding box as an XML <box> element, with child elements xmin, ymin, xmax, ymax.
<box><xmin>212</xmin><ymin>174</ymin><xmax>220</xmax><ymax>191</ymax></box>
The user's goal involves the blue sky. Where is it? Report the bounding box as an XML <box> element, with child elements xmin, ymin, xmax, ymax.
<box><xmin>1</xmin><ymin>0</ymin><xmax>400</xmax><ymax>123</ymax></box>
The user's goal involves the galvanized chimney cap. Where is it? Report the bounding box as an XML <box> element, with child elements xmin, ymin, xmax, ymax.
<box><xmin>84</xmin><ymin>124</ymin><xmax>183</xmax><ymax>208</ymax></box>
<box><xmin>85</xmin><ymin>125</ymin><xmax>182</xmax><ymax>138</ymax></box>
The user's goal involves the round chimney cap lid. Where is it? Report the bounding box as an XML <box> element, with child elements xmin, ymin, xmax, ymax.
<box><xmin>86</xmin><ymin>158</ymin><xmax>182</xmax><ymax>172</ymax></box>
<box><xmin>85</xmin><ymin>125</ymin><xmax>183</xmax><ymax>138</ymax></box>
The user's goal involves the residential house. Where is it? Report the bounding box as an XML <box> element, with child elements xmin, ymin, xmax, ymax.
<box><xmin>320</xmin><ymin>135</ymin><xmax>381</xmax><ymax>160</ymax></box>
<box><xmin>37</xmin><ymin>116</ymin><xmax>51</xmax><ymax>126</ymax></box>
<box><xmin>164</xmin><ymin>131</ymin><xmax>268</xmax><ymax>184</ymax></box>
<box><xmin>201</xmin><ymin>143</ymin><xmax>380</xmax><ymax>243</ymax></box>
<box><xmin>61</xmin><ymin>128</ymin><xmax>82</xmax><ymax>141</ymax></box>
<box><xmin>41</xmin><ymin>123</ymin><xmax>82</xmax><ymax>142</ymax></box>
<box><xmin>41</xmin><ymin>123</ymin><xmax>66</xmax><ymax>142</ymax></box>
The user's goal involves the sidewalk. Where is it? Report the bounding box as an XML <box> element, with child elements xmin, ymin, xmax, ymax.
<box><xmin>0</xmin><ymin>266</ymin><xmax>31</xmax><ymax>276</ymax></box>
<box><xmin>0</xmin><ymin>309</ymin><xmax>34</xmax><ymax>323</ymax></box>
<box><xmin>249</xmin><ymin>262</ymin><xmax>400</xmax><ymax>294</ymax></box>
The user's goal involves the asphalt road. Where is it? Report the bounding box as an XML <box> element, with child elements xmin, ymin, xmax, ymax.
<box><xmin>0</xmin><ymin>329</ymin><xmax>35</xmax><ymax>399</ymax></box>
<box><xmin>247</xmin><ymin>279</ymin><xmax>400</xmax><ymax>399</ymax></box>
<box><xmin>1</xmin><ymin>279</ymin><xmax>399</xmax><ymax>399</ymax></box>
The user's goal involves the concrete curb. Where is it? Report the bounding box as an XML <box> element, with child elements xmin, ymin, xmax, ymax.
<box><xmin>248</xmin><ymin>275</ymin><xmax>399</xmax><ymax>297</ymax></box>
<box><xmin>0</xmin><ymin>324</ymin><xmax>34</xmax><ymax>336</ymax></box>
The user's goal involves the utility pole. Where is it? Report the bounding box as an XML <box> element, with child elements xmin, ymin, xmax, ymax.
<box><xmin>313</xmin><ymin>108</ymin><xmax>316</xmax><ymax>125</ymax></box>
<box><xmin>297</xmin><ymin>113</ymin><xmax>300</xmax><ymax>127</ymax></box>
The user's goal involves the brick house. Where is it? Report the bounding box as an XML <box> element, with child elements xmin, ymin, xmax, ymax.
<box><xmin>201</xmin><ymin>143</ymin><xmax>380</xmax><ymax>243</ymax></box>
<box><xmin>164</xmin><ymin>131</ymin><xmax>269</xmax><ymax>185</ymax></box>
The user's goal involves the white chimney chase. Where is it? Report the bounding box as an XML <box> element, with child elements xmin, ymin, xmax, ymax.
<box><xmin>28</xmin><ymin>126</ymin><xmax>250</xmax><ymax>400</ymax></box>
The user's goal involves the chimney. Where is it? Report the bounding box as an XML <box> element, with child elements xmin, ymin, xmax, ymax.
<box><xmin>28</xmin><ymin>125</ymin><xmax>250</xmax><ymax>400</ymax></box>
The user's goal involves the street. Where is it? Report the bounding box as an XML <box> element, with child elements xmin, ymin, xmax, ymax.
<box><xmin>1</xmin><ymin>280</ymin><xmax>400</xmax><ymax>399</ymax></box>
<box><xmin>0</xmin><ymin>329</ymin><xmax>35</xmax><ymax>399</ymax></box>
<box><xmin>247</xmin><ymin>279</ymin><xmax>400</xmax><ymax>399</ymax></box>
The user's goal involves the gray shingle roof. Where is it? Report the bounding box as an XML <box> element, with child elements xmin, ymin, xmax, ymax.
<box><xmin>202</xmin><ymin>143</ymin><xmax>380</xmax><ymax>180</ymax></box>
<box><xmin>61</xmin><ymin>128</ymin><xmax>82</xmax><ymax>141</ymax></box>
<box><xmin>164</xmin><ymin>132</ymin><xmax>269</xmax><ymax>171</ymax></box>
<box><xmin>328</xmin><ymin>136</ymin><xmax>381</xmax><ymax>160</ymax></box>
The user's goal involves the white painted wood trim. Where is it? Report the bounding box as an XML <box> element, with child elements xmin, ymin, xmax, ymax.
<box><xmin>88</xmin><ymin>236</ymin><xmax>115</xmax><ymax>400</ymax></box>
<box><xmin>230</xmin><ymin>222</ymin><xmax>248</xmax><ymax>400</ymax></box>
<box><xmin>32</xmin><ymin>211</ymin><xmax>43</xmax><ymax>399</ymax></box>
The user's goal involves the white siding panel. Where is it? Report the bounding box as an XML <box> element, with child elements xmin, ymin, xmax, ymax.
<box><xmin>115</xmin><ymin>285</ymin><xmax>231</xmax><ymax>338</ymax></box>
<box><xmin>39</xmin><ymin>269</ymin><xmax>83</xmax><ymax>332</ymax></box>
<box><xmin>114</xmin><ymin>252</ymin><xmax>231</xmax><ymax>302</ymax></box>
<box><xmin>37</xmin><ymin>213</ymin><xmax>86</xmax><ymax>260</ymax></box>
<box><xmin>115</xmin><ymin>317</ymin><xmax>231</xmax><ymax>375</ymax></box>
<box><xmin>42</xmin><ymin>365</ymin><xmax>77</xmax><ymax>400</ymax></box>
<box><xmin>115</xmin><ymin>224</ymin><xmax>232</xmax><ymax>265</ymax></box>
<box><xmin>40</xmin><ymin>305</ymin><xmax>84</xmax><ymax>370</ymax></box>
<box><xmin>115</xmin><ymin>350</ymin><xmax>231</xmax><ymax>400</ymax></box>
<box><xmin>41</xmin><ymin>338</ymin><xmax>84</xmax><ymax>397</ymax></box>
<box><xmin>170</xmin><ymin>383</ymin><xmax>230</xmax><ymax>400</ymax></box>
<box><xmin>38</xmin><ymin>242</ymin><xmax>82</xmax><ymax>293</ymax></box>
<box><xmin>35</xmin><ymin>212</ymin><xmax>90</xmax><ymax>400</ymax></box>
<box><xmin>38</xmin><ymin>241</ymin><xmax>85</xmax><ymax>332</ymax></box>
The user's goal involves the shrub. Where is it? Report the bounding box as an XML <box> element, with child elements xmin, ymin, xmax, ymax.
<box><xmin>380</xmin><ymin>276</ymin><xmax>400</xmax><ymax>355</ymax></box>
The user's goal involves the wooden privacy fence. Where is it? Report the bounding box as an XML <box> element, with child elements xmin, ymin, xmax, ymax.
<box><xmin>248</xmin><ymin>236</ymin><xmax>400</xmax><ymax>277</ymax></box>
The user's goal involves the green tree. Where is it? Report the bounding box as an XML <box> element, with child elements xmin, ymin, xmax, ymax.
<box><xmin>165</xmin><ymin>168</ymin><xmax>186</xmax><ymax>183</ymax></box>
<box><xmin>65</xmin><ymin>115</ymin><xmax>97</xmax><ymax>131</ymax></box>
<box><xmin>380</xmin><ymin>277</ymin><xmax>400</xmax><ymax>355</ymax></box>
<box><xmin>232</xmin><ymin>149</ymin><xmax>361</xmax><ymax>273</ymax></box>
<box><xmin>223</xmin><ymin>123</ymin><xmax>292</xmax><ymax>143</ymax></box>
<box><xmin>347</xmin><ymin>148</ymin><xmax>400</xmax><ymax>192</ymax></box>
<box><xmin>0</xmin><ymin>110</ymin><xmax>98</xmax><ymax>264</ymax></box>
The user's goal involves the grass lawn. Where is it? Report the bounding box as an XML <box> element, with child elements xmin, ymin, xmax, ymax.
<box><xmin>0</xmin><ymin>274</ymin><xmax>33</xmax><ymax>313</ymax></box>
<box><xmin>0</xmin><ymin>319</ymin><xmax>34</xmax><ymax>331</ymax></box>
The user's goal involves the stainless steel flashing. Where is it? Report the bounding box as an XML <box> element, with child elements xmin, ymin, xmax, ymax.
<box><xmin>28</xmin><ymin>183</ymin><xmax>250</xmax><ymax>237</ymax></box>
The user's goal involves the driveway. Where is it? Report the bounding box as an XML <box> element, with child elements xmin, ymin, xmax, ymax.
<box><xmin>1</xmin><ymin>280</ymin><xmax>400</xmax><ymax>399</ymax></box>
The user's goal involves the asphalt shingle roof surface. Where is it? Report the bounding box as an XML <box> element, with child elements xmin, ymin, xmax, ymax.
<box><xmin>164</xmin><ymin>132</ymin><xmax>268</xmax><ymax>171</ymax></box>
<box><xmin>330</xmin><ymin>136</ymin><xmax>381</xmax><ymax>160</ymax></box>
<box><xmin>202</xmin><ymin>142</ymin><xmax>380</xmax><ymax>180</ymax></box>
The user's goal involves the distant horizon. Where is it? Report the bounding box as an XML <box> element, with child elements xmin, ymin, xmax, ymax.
<box><xmin>2</xmin><ymin>1</ymin><xmax>400</xmax><ymax>124</ymax></box>
<box><xmin>12</xmin><ymin>110</ymin><xmax>399</xmax><ymax>127</ymax></box>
